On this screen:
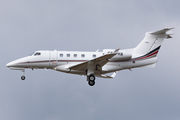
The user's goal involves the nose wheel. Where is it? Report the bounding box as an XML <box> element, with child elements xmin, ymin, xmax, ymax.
<box><xmin>21</xmin><ymin>70</ymin><xmax>26</xmax><ymax>80</ymax></box>
<box><xmin>21</xmin><ymin>75</ymin><xmax>25</xmax><ymax>80</ymax></box>
<box><xmin>88</xmin><ymin>74</ymin><xmax>95</xmax><ymax>86</ymax></box>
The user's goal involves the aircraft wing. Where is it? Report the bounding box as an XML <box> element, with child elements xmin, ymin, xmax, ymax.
<box><xmin>69</xmin><ymin>53</ymin><xmax>117</xmax><ymax>71</ymax></box>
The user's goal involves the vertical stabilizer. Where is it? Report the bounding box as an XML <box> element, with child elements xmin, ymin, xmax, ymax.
<box><xmin>132</xmin><ymin>28</ymin><xmax>173</xmax><ymax>58</ymax></box>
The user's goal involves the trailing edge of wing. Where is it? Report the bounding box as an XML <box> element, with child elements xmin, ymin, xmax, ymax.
<box><xmin>69</xmin><ymin>53</ymin><xmax>117</xmax><ymax>71</ymax></box>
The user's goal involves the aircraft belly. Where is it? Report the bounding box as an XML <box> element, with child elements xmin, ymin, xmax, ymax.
<box><xmin>102</xmin><ymin>63</ymin><xmax>122</xmax><ymax>73</ymax></box>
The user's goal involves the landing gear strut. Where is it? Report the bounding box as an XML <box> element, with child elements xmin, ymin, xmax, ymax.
<box><xmin>88</xmin><ymin>74</ymin><xmax>95</xmax><ymax>86</ymax></box>
<box><xmin>21</xmin><ymin>70</ymin><xmax>25</xmax><ymax>80</ymax></box>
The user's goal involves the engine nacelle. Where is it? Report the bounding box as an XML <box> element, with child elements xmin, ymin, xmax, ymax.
<box><xmin>103</xmin><ymin>49</ymin><xmax>132</xmax><ymax>61</ymax></box>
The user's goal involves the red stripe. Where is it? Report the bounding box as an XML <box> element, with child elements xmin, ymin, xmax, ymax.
<box><xmin>133</xmin><ymin>50</ymin><xmax>158</xmax><ymax>61</ymax></box>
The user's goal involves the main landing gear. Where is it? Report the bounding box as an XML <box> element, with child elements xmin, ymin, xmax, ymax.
<box><xmin>88</xmin><ymin>74</ymin><xmax>95</xmax><ymax>86</ymax></box>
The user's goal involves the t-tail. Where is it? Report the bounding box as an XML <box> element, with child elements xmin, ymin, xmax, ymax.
<box><xmin>132</xmin><ymin>28</ymin><xmax>174</xmax><ymax>59</ymax></box>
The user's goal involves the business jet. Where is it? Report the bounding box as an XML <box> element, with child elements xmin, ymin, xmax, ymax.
<box><xmin>6</xmin><ymin>28</ymin><xmax>173</xmax><ymax>86</ymax></box>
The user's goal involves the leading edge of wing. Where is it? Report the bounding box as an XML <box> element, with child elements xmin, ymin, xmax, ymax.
<box><xmin>68</xmin><ymin>53</ymin><xmax>117</xmax><ymax>71</ymax></box>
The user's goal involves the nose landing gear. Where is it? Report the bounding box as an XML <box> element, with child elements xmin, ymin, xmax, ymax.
<box><xmin>21</xmin><ymin>70</ymin><xmax>25</xmax><ymax>80</ymax></box>
<box><xmin>21</xmin><ymin>75</ymin><xmax>25</xmax><ymax>80</ymax></box>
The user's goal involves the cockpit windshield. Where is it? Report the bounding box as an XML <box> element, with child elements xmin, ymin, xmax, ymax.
<box><xmin>28</xmin><ymin>52</ymin><xmax>41</xmax><ymax>56</ymax></box>
<box><xmin>34</xmin><ymin>52</ymin><xmax>41</xmax><ymax>56</ymax></box>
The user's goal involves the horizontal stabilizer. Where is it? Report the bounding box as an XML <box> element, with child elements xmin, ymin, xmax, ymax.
<box><xmin>150</xmin><ymin>27</ymin><xmax>174</xmax><ymax>35</ymax></box>
<box><xmin>114</xmin><ymin>46</ymin><xmax>120</xmax><ymax>53</ymax></box>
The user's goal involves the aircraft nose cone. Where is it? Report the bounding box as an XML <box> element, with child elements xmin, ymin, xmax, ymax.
<box><xmin>6</xmin><ymin>61</ymin><xmax>16</xmax><ymax>67</ymax></box>
<box><xmin>6</xmin><ymin>62</ymin><xmax>12</xmax><ymax>67</ymax></box>
<box><xmin>6</xmin><ymin>57</ymin><xmax>26</xmax><ymax>68</ymax></box>
<box><xmin>6</xmin><ymin>63</ymin><xmax>9</xmax><ymax>67</ymax></box>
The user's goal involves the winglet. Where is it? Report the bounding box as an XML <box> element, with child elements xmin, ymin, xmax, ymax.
<box><xmin>114</xmin><ymin>46</ymin><xmax>120</xmax><ymax>53</ymax></box>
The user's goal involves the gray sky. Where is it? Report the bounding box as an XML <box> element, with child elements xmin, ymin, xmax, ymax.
<box><xmin>1</xmin><ymin>0</ymin><xmax>180</xmax><ymax>120</ymax></box>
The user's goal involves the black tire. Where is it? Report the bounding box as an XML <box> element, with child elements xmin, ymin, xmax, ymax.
<box><xmin>88</xmin><ymin>74</ymin><xmax>95</xmax><ymax>86</ymax></box>
<box><xmin>21</xmin><ymin>76</ymin><xmax>25</xmax><ymax>80</ymax></box>
<box><xmin>88</xmin><ymin>74</ymin><xmax>95</xmax><ymax>81</ymax></box>
<box><xmin>88</xmin><ymin>80</ymin><xmax>95</xmax><ymax>86</ymax></box>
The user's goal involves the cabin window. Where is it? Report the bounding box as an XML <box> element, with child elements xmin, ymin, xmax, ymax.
<box><xmin>34</xmin><ymin>52</ymin><xmax>41</xmax><ymax>56</ymax></box>
<box><xmin>60</xmin><ymin>54</ymin><xmax>63</xmax><ymax>57</ymax></box>
<box><xmin>93</xmin><ymin>54</ymin><xmax>96</xmax><ymax>58</ymax></box>
<box><xmin>74</xmin><ymin>54</ymin><xmax>77</xmax><ymax>58</ymax></box>
<box><xmin>67</xmin><ymin>54</ymin><xmax>70</xmax><ymax>57</ymax></box>
<box><xmin>81</xmin><ymin>54</ymin><xmax>85</xmax><ymax>58</ymax></box>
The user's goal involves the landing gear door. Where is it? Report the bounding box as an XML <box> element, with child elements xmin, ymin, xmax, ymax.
<box><xmin>49</xmin><ymin>50</ymin><xmax>58</xmax><ymax>66</ymax></box>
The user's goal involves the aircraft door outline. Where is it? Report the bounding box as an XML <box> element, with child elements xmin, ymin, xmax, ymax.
<box><xmin>49</xmin><ymin>50</ymin><xmax>58</xmax><ymax>66</ymax></box>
